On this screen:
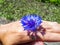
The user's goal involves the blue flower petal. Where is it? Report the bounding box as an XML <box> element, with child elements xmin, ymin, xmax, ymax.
<box><xmin>20</xmin><ymin>14</ymin><xmax>42</xmax><ymax>32</ymax></box>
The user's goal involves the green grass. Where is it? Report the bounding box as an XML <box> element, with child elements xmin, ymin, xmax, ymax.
<box><xmin>0</xmin><ymin>0</ymin><xmax>60</xmax><ymax>23</ymax></box>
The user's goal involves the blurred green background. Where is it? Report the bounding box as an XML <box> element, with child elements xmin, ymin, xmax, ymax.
<box><xmin>0</xmin><ymin>0</ymin><xmax>60</xmax><ymax>23</ymax></box>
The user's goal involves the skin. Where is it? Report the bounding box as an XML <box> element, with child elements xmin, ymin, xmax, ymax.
<box><xmin>0</xmin><ymin>21</ymin><xmax>60</xmax><ymax>45</ymax></box>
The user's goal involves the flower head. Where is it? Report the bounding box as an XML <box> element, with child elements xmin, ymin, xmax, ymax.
<box><xmin>20</xmin><ymin>14</ymin><xmax>42</xmax><ymax>32</ymax></box>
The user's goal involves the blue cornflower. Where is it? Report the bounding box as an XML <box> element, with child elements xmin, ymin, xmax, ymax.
<box><xmin>20</xmin><ymin>14</ymin><xmax>42</xmax><ymax>32</ymax></box>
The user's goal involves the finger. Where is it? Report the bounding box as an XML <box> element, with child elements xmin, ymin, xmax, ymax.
<box><xmin>41</xmin><ymin>21</ymin><xmax>58</xmax><ymax>29</ymax></box>
<box><xmin>42</xmin><ymin>21</ymin><xmax>58</xmax><ymax>24</ymax></box>
<box><xmin>46</xmin><ymin>29</ymin><xmax>60</xmax><ymax>33</ymax></box>
<box><xmin>37</xmin><ymin>32</ymin><xmax>60</xmax><ymax>42</ymax></box>
<box><xmin>41</xmin><ymin>21</ymin><xmax>60</xmax><ymax>33</ymax></box>
<box><xmin>44</xmin><ymin>32</ymin><xmax>60</xmax><ymax>42</ymax></box>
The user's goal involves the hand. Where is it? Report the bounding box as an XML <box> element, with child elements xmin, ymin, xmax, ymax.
<box><xmin>0</xmin><ymin>21</ymin><xmax>32</xmax><ymax>45</ymax></box>
<box><xmin>0</xmin><ymin>21</ymin><xmax>60</xmax><ymax>45</ymax></box>
<box><xmin>0</xmin><ymin>21</ymin><xmax>44</xmax><ymax>45</ymax></box>
<box><xmin>37</xmin><ymin>21</ymin><xmax>60</xmax><ymax>42</ymax></box>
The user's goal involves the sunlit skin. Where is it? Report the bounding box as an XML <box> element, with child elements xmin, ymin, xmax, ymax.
<box><xmin>0</xmin><ymin>21</ymin><xmax>60</xmax><ymax>45</ymax></box>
